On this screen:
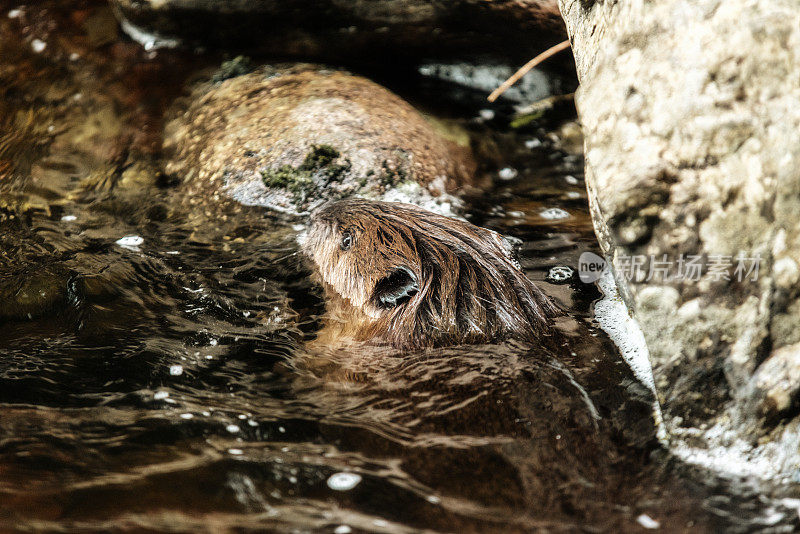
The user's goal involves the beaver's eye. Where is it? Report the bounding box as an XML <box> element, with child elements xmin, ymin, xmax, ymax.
<box><xmin>340</xmin><ymin>231</ymin><xmax>354</xmax><ymax>251</ymax></box>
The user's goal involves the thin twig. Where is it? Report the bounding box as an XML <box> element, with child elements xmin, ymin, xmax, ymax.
<box><xmin>487</xmin><ymin>39</ymin><xmax>572</xmax><ymax>102</ymax></box>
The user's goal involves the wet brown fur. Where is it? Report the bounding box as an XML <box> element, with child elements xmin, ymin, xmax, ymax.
<box><xmin>302</xmin><ymin>198</ymin><xmax>558</xmax><ymax>349</ymax></box>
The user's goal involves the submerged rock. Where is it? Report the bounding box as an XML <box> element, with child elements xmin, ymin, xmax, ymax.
<box><xmin>0</xmin><ymin>213</ymin><xmax>70</xmax><ymax>321</ymax></box>
<box><xmin>560</xmin><ymin>0</ymin><xmax>800</xmax><ymax>476</ymax></box>
<box><xmin>163</xmin><ymin>64</ymin><xmax>476</xmax><ymax>216</ymax></box>
<box><xmin>0</xmin><ymin>266</ymin><xmax>70</xmax><ymax>321</ymax></box>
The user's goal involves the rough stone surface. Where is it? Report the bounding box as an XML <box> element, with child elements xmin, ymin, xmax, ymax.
<box><xmin>748</xmin><ymin>343</ymin><xmax>800</xmax><ymax>420</ymax></box>
<box><xmin>163</xmin><ymin>64</ymin><xmax>476</xmax><ymax>216</ymax></box>
<box><xmin>560</xmin><ymin>0</ymin><xmax>800</xmax><ymax>476</ymax></box>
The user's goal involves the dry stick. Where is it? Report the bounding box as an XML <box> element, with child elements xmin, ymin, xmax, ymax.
<box><xmin>487</xmin><ymin>39</ymin><xmax>572</xmax><ymax>102</ymax></box>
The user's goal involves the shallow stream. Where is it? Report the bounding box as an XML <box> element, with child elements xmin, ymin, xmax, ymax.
<box><xmin>1</xmin><ymin>2</ymin><xmax>798</xmax><ymax>532</ymax></box>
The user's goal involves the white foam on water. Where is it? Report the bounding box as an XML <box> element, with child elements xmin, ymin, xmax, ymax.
<box><xmin>327</xmin><ymin>472</ymin><xmax>362</xmax><ymax>491</ymax></box>
<box><xmin>539</xmin><ymin>207</ymin><xmax>570</xmax><ymax>220</ymax></box>
<box><xmin>669</xmin><ymin>419</ymin><xmax>800</xmax><ymax>481</ymax></box>
<box><xmin>548</xmin><ymin>266</ymin><xmax>574</xmax><ymax>282</ymax></box>
<box><xmin>116</xmin><ymin>235</ymin><xmax>144</xmax><ymax>249</ymax></box>
<box><xmin>525</xmin><ymin>138</ymin><xmax>542</xmax><ymax>149</ymax></box>
<box><xmin>636</xmin><ymin>514</ymin><xmax>660</xmax><ymax>529</ymax></box>
<box><xmin>31</xmin><ymin>39</ymin><xmax>46</xmax><ymax>53</ymax></box>
<box><xmin>379</xmin><ymin>182</ymin><xmax>462</xmax><ymax>218</ymax></box>
<box><xmin>594</xmin><ymin>270</ymin><xmax>655</xmax><ymax>393</ymax></box>
<box><xmin>498</xmin><ymin>167</ymin><xmax>518</xmax><ymax>180</ymax></box>
<box><xmin>668</xmin><ymin>429</ymin><xmax>800</xmax><ymax>528</ymax></box>
<box><xmin>593</xmin><ymin>270</ymin><xmax>665</xmax><ymax>441</ymax></box>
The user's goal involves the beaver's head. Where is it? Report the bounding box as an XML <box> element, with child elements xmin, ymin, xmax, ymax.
<box><xmin>302</xmin><ymin>198</ymin><xmax>557</xmax><ymax>349</ymax></box>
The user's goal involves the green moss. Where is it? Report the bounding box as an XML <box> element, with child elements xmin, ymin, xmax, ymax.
<box><xmin>325</xmin><ymin>162</ymin><xmax>351</xmax><ymax>182</ymax></box>
<box><xmin>261</xmin><ymin>165</ymin><xmax>298</xmax><ymax>189</ymax></box>
<box><xmin>510</xmin><ymin>111</ymin><xmax>544</xmax><ymax>129</ymax></box>
<box><xmin>300</xmin><ymin>145</ymin><xmax>339</xmax><ymax>170</ymax></box>
<box><xmin>299</xmin><ymin>145</ymin><xmax>351</xmax><ymax>182</ymax></box>
<box><xmin>379</xmin><ymin>159</ymin><xmax>408</xmax><ymax>186</ymax></box>
<box><xmin>212</xmin><ymin>56</ymin><xmax>253</xmax><ymax>83</ymax></box>
<box><xmin>261</xmin><ymin>145</ymin><xmax>351</xmax><ymax>203</ymax></box>
<box><xmin>261</xmin><ymin>165</ymin><xmax>317</xmax><ymax>199</ymax></box>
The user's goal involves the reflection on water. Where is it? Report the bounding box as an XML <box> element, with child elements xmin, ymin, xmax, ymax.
<box><xmin>1</xmin><ymin>1</ymin><xmax>797</xmax><ymax>533</ymax></box>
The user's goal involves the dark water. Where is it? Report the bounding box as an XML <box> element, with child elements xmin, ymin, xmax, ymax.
<box><xmin>1</xmin><ymin>2</ymin><xmax>797</xmax><ymax>533</ymax></box>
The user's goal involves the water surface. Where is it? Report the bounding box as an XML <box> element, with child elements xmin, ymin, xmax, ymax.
<box><xmin>1</xmin><ymin>2</ymin><xmax>796</xmax><ymax>532</ymax></box>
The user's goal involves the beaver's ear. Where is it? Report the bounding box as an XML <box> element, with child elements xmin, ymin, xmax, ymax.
<box><xmin>372</xmin><ymin>267</ymin><xmax>419</xmax><ymax>309</ymax></box>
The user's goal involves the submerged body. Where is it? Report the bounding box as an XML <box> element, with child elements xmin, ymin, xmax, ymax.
<box><xmin>302</xmin><ymin>198</ymin><xmax>558</xmax><ymax>349</ymax></box>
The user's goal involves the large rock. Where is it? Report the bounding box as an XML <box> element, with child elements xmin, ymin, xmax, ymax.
<box><xmin>560</xmin><ymin>0</ymin><xmax>800</xmax><ymax>477</ymax></box>
<box><xmin>164</xmin><ymin>64</ymin><xmax>476</xmax><ymax>216</ymax></box>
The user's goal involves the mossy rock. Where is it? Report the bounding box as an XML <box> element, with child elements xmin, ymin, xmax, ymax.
<box><xmin>163</xmin><ymin>64</ymin><xmax>476</xmax><ymax>215</ymax></box>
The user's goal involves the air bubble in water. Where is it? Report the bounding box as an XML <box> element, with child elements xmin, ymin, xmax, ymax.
<box><xmin>327</xmin><ymin>472</ymin><xmax>362</xmax><ymax>491</ymax></box>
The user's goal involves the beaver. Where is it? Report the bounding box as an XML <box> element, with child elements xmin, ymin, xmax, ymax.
<box><xmin>301</xmin><ymin>198</ymin><xmax>558</xmax><ymax>349</ymax></box>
